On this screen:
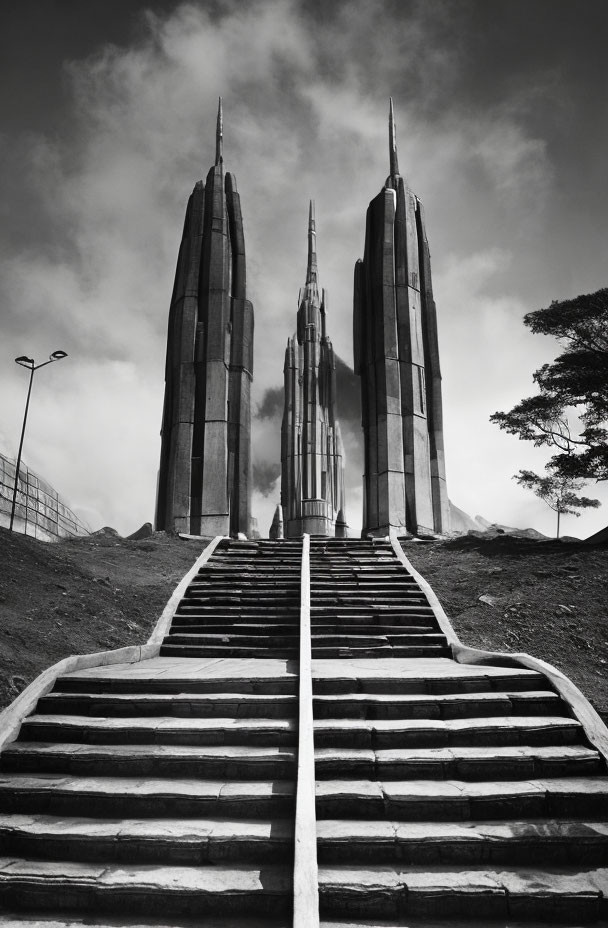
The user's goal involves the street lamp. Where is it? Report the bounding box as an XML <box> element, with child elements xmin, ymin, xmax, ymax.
<box><xmin>9</xmin><ymin>350</ymin><xmax>68</xmax><ymax>533</ymax></box>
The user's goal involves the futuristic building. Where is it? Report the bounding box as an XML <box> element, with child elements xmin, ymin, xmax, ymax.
<box><xmin>353</xmin><ymin>100</ymin><xmax>449</xmax><ymax>536</ymax></box>
<box><xmin>280</xmin><ymin>203</ymin><xmax>347</xmax><ymax>538</ymax></box>
<box><xmin>156</xmin><ymin>100</ymin><xmax>254</xmax><ymax>537</ymax></box>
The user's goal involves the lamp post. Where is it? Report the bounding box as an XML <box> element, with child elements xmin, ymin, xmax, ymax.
<box><xmin>9</xmin><ymin>350</ymin><xmax>68</xmax><ymax>533</ymax></box>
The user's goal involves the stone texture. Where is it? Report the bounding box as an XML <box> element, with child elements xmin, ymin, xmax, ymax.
<box><xmin>157</xmin><ymin>98</ymin><xmax>253</xmax><ymax>537</ymax></box>
<box><xmin>280</xmin><ymin>202</ymin><xmax>347</xmax><ymax>539</ymax></box>
<box><xmin>2</xmin><ymin>537</ymin><xmax>608</xmax><ymax>927</ymax></box>
<box><xmin>354</xmin><ymin>100</ymin><xmax>450</xmax><ymax>536</ymax></box>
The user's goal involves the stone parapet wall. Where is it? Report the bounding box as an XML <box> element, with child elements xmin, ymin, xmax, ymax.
<box><xmin>0</xmin><ymin>452</ymin><xmax>90</xmax><ymax>542</ymax></box>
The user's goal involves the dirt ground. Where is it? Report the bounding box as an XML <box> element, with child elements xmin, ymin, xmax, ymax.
<box><xmin>0</xmin><ymin>527</ymin><xmax>606</xmax><ymax>722</ymax></box>
<box><xmin>0</xmin><ymin>527</ymin><xmax>208</xmax><ymax>709</ymax></box>
<box><xmin>405</xmin><ymin>534</ymin><xmax>608</xmax><ymax>720</ymax></box>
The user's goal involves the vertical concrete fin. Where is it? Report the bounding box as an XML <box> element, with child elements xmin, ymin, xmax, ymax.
<box><xmin>215</xmin><ymin>96</ymin><xmax>223</xmax><ymax>165</ymax></box>
<box><xmin>306</xmin><ymin>199</ymin><xmax>318</xmax><ymax>290</ymax></box>
<box><xmin>389</xmin><ymin>96</ymin><xmax>400</xmax><ymax>179</ymax></box>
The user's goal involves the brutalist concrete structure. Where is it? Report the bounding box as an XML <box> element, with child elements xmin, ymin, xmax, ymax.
<box><xmin>156</xmin><ymin>100</ymin><xmax>254</xmax><ymax>537</ymax></box>
<box><xmin>280</xmin><ymin>203</ymin><xmax>347</xmax><ymax>538</ymax></box>
<box><xmin>353</xmin><ymin>99</ymin><xmax>449</xmax><ymax>537</ymax></box>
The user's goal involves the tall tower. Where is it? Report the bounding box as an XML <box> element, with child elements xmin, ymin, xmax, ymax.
<box><xmin>281</xmin><ymin>203</ymin><xmax>347</xmax><ymax>538</ymax></box>
<box><xmin>156</xmin><ymin>99</ymin><xmax>254</xmax><ymax>537</ymax></box>
<box><xmin>353</xmin><ymin>100</ymin><xmax>449</xmax><ymax>537</ymax></box>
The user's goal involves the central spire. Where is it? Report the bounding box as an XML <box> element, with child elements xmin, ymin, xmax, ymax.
<box><xmin>389</xmin><ymin>96</ymin><xmax>400</xmax><ymax>178</ymax></box>
<box><xmin>306</xmin><ymin>199</ymin><xmax>318</xmax><ymax>288</ymax></box>
<box><xmin>215</xmin><ymin>96</ymin><xmax>223</xmax><ymax>165</ymax></box>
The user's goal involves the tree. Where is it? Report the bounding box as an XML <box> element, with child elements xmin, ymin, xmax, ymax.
<box><xmin>514</xmin><ymin>469</ymin><xmax>600</xmax><ymax>539</ymax></box>
<box><xmin>491</xmin><ymin>288</ymin><xmax>608</xmax><ymax>480</ymax></box>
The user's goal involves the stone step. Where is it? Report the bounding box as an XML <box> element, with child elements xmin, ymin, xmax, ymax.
<box><xmin>188</xmin><ymin>581</ymin><xmax>301</xmax><ymax>588</ymax></box>
<box><xmin>309</xmin><ymin>635</ymin><xmax>447</xmax><ymax>648</ymax></box>
<box><xmin>310</xmin><ymin>646</ymin><xmax>452</xmax><ymax>660</ymax></box>
<box><xmin>0</xmin><ymin>813</ymin><xmax>293</xmax><ymax>863</ymax></box>
<box><xmin>309</xmin><ymin>623</ymin><xmax>436</xmax><ymax>633</ymax></box>
<box><xmin>0</xmin><ymin>917</ymin><xmax>291</xmax><ymax>928</ymax></box>
<box><xmin>313</xmin><ymin>715</ymin><xmax>583</xmax><ymax>749</ymax></box>
<box><xmin>159</xmin><ymin>644</ymin><xmax>299</xmax><ymax>660</ymax></box>
<box><xmin>0</xmin><ymin>774</ymin><xmax>295</xmax><ymax>818</ymax></box>
<box><xmin>209</xmin><ymin>557</ymin><xmax>300</xmax><ymax>563</ymax></box>
<box><xmin>315</xmin><ymin>777</ymin><xmax>608</xmax><ymax>820</ymax></box>
<box><xmin>312</xmin><ymin>669</ymin><xmax>548</xmax><ymax>696</ymax></box>
<box><xmin>174</xmin><ymin>613</ymin><xmax>300</xmax><ymax>623</ymax></box>
<box><xmin>0</xmin><ymin>858</ymin><xmax>292</xmax><ymax>918</ymax></box>
<box><xmin>182</xmin><ymin>596</ymin><xmax>301</xmax><ymax>605</ymax></box>
<box><xmin>168</xmin><ymin>622</ymin><xmax>300</xmax><ymax>633</ymax></box>
<box><xmin>312</xmin><ymin>596</ymin><xmax>426</xmax><ymax>604</ymax></box>
<box><xmin>311</xmin><ymin>616</ymin><xmax>437</xmax><ymax>628</ymax></box>
<box><xmin>165</xmin><ymin>634</ymin><xmax>300</xmax><ymax>649</ymax></box>
<box><xmin>1</xmin><ymin>742</ymin><xmax>297</xmax><ymax>779</ymax></box>
<box><xmin>192</xmin><ymin>564</ymin><xmax>298</xmax><ymax>569</ymax></box>
<box><xmin>312</xmin><ymin>690</ymin><xmax>564</xmax><ymax>719</ymax></box>
<box><xmin>311</xmin><ymin>583</ymin><xmax>424</xmax><ymax>591</ymax></box>
<box><xmin>202</xmin><ymin>566</ymin><xmax>301</xmax><ymax>573</ymax></box>
<box><xmin>310</xmin><ymin>566</ymin><xmax>399</xmax><ymax>572</ymax></box>
<box><xmin>319</xmin><ymin>921</ymin><xmax>582</xmax><ymax>928</ymax></box>
<box><xmin>314</xmin><ymin>744</ymin><xmax>602</xmax><ymax>780</ymax></box>
<box><xmin>36</xmin><ymin>692</ymin><xmax>297</xmax><ymax>718</ymax></box>
<box><xmin>204</xmin><ymin>561</ymin><xmax>301</xmax><ymax>567</ymax></box>
<box><xmin>166</xmin><ymin>625</ymin><xmax>300</xmax><ymax>649</ymax></box>
<box><xmin>317</xmin><ymin>864</ymin><xmax>608</xmax><ymax>921</ymax></box>
<box><xmin>54</xmin><ymin>676</ymin><xmax>298</xmax><ymax>696</ymax></box>
<box><xmin>179</xmin><ymin>601</ymin><xmax>301</xmax><ymax>612</ymax></box>
<box><xmin>19</xmin><ymin>715</ymin><xmax>297</xmax><ymax>746</ymax></box>
<box><xmin>316</xmin><ymin>818</ymin><xmax>608</xmax><ymax>865</ymax></box>
<box><xmin>186</xmin><ymin>587</ymin><xmax>300</xmax><ymax>596</ymax></box>
<box><xmin>176</xmin><ymin>605</ymin><xmax>300</xmax><ymax>615</ymax></box>
<box><xmin>311</xmin><ymin>607</ymin><xmax>435</xmax><ymax>617</ymax></box>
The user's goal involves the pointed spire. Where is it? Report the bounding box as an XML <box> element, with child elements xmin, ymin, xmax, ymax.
<box><xmin>215</xmin><ymin>96</ymin><xmax>223</xmax><ymax>165</ymax></box>
<box><xmin>306</xmin><ymin>199</ymin><xmax>318</xmax><ymax>287</ymax></box>
<box><xmin>389</xmin><ymin>96</ymin><xmax>400</xmax><ymax>177</ymax></box>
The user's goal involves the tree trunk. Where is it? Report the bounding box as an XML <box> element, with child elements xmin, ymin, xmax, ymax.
<box><xmin>556</xmin><ymin>509</ymin><xmax>561</xmax><ymax>539</ymax></box>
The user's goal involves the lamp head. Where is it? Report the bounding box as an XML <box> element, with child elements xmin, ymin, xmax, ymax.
<box><xmin>15</xmin><ymin>356</ymin><xmax>34</xmax><ymax>368</ymax></box>
<box><xmin>50</xmin><ymin>350</ymin><xmax>67</xmax><ymax>361</ymax></box>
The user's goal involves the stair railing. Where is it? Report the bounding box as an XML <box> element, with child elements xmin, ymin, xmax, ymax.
<box><xmin>293</xmin><ymin>532</ymin><xmax>320</xmax><ymax>927</ymax></box>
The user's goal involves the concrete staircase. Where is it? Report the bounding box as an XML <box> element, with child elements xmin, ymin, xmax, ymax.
<box><xmin>312</xmin><ymin>540</ymin><xmax>608</xmax><ymax>925</ymax></box>
<box><xmin>310</xmin><ymin>538</ymin><xmax>450</xmax><ymax>658</ymax></box>
<box><xmin>161</xmin><ymin>538</ymin><xmax>302</xmax><ymax>660</ymax></box>
<box><xmin>0</xmin><ymin>663</ymin><xmax>296</xmax><ymax>922</ymax></box>
<box><xmin>0</xmin><ymin>539</ymin><xmax>300</xmax><ymax>925</ymax></box>
<box><xmin>0</xmin><ymin>535</ymin><xmax>607</xmax><ymax>926</ymax></box>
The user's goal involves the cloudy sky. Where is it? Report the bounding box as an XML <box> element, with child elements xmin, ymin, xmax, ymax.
<box><xmin>1</xmin><ymin>0</ymin><xmax>607</xmax><ymax>539</ymax></box>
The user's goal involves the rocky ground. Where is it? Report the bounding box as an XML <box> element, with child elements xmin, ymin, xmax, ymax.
<box><xmin>0</xmin><ymin>527</ymin><xmax>606</xmax><ymax>721</ymax></box>
<box><xmin>0</xmin><ymin>527</ymin><xmax>206</xmax><ymax>709</ymax></box>
<box><xmin>405</xmin><ymin>533</ymin><xmax>608</xmax><ymax>721</ymax></box>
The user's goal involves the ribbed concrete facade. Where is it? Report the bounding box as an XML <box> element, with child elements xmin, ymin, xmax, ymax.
<box><xmin>354</xmin><ymin>100</ymin><xmax>450</xmax><ymax>537</ymax></box>
<box><xmin>280</xmin><ymin>203</ymin><xmax>347</xmax><ymax>538</ymax></box>
<box><xmin>156</xmin><ymin>100</ymin><xmax>254</xmax><ymax>537</ymax></box>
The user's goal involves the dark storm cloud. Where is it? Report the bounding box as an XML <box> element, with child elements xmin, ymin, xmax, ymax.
<box><xmin>253</xmin><ymin>460</ymin><xmax>282</xmax><ymax>497</ymax></box>
<box><xmin>1</xmin><ymin>0</ymin><xmax>607</xmax><ymax>536</ymax></box>
<box><xmin>255</xmin><ymin>386</ymin><xmax>283</xmax><ymax>420</ymax></box>
<box><xmin>334</xmin><ymin>354</ymin><xmax>361</xmax><ymax>427</ymax></box>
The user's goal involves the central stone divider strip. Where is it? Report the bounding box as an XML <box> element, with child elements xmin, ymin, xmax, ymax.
<box><xmin>293</xmin><ymin>532</ymin><xmax>320</xmax><ymax>928</ymax></box>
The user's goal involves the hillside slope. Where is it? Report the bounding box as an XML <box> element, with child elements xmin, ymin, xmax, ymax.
<box><xmin>0</xmin><ymin>527</ymin><xmax>207</xmax><ymax>708</ymax></box>
<box><xmin>0</xmin><ymin>528</ymin><xmax>606</xmax><ymax>721</ymax></box>
<box><xmin>405</xmin><ymin>534</ymin><xmax>608</xmax><ymax>719</ymax></box>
